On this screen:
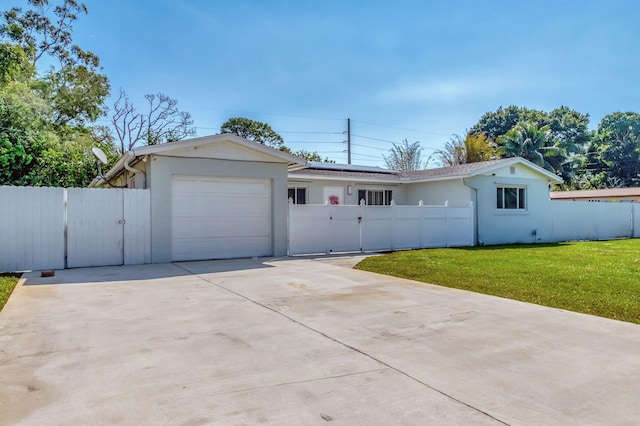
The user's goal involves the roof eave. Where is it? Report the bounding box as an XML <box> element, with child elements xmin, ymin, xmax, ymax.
<box><xmin>287</xmin><ymin>173</ymin><xmax>400</xmax><ymax>184</ymax></box>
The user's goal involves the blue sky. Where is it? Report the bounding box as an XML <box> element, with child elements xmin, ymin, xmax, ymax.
<box><xmin>58</xmin><ymin>0</ymin><xmax>640</xmax><ymax>166</ymax></box>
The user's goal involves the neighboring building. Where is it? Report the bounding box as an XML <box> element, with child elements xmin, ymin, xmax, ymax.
<box><xmin>551</xmin><ymin>188</ymin><xmax>640</xmax><ymax>203</ymax></box>
<box><xmin>94</xmin><ymin>134</ymin><xmax>563</xmax><ymax>262</ymax></box>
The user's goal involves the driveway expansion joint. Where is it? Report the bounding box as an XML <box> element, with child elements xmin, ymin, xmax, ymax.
<box><xmin>174</xmin><ymin>262</ymin><xmax>511</xmax><ymax>426</ymax></box>
<box><xmin>195</xmin><ymin>368</ymin><xmax>390</xmax><ymax>398</ymax></box>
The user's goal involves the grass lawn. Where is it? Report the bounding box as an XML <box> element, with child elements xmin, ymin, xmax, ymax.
<box><xmin>355</xmin><ymin>240</ymin><xmax>640</xmax><ymax>324</ymax></box>
<box><xmin>0</xmin><ymin>275</ymin><xmax>19</xmax><ymax>312</ymax></box>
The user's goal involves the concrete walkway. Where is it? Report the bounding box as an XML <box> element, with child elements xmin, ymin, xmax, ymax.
<box><xmin>1</xmin><ymin>256</ymin><xmax>640</xmax><ymax>425</ymax></box>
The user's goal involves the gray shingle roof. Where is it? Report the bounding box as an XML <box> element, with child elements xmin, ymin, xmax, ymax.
<box><xmin>288</xmin><ymin>168</ymin><xmax>401</xmax><ymax>182</ymax></box>
<box><xmin>290</xmin><ymin>158</ymin><xmax>517</xmax><ymax>182</ymax></box>
<box><xmin>401</xmin><ymin>158</ymin><xmax>515</xmax><ymax>180</ymax></box>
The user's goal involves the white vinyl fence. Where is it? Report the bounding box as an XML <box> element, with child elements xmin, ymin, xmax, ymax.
<box><xmin>289</xmin><ymin>201</ymin><xmax>474</xmax><ymax>255</ymax></box>
<box><xmin>550</xmin><ymin>201</ymin><xmax>640</xmax><ymax>241</ymax></box>
<box><xmin>0</xmin><ymin>186</ymin><xmax>150</xmax><ymax>271</ymax></box>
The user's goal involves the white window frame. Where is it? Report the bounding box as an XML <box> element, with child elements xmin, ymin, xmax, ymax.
<box><xmin>288</xmin><ymin>186</ymin><xmax>307</xmax><ymax>204</ymax></box>
<box><xmin>497</xmin><ymin>186</ymin><xmax>526</xmax><ymax>210</ymax></box>
<box><xmin>358</xmin><ymin>189</ymin><xmax>393</xmax><ymax>206</ymax></box>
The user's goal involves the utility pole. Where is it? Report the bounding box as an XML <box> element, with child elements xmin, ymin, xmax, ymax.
<box><xmin>347</xmin><ymin>118</ymin><xmax>351</xmax><ymax>164</ymax></box>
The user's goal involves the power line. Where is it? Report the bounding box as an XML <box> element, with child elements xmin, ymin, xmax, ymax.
<box><xmin>283</xmin><ymin>140</ymin><xmax>345</xmax><ymax>144</ymax></box>
<box><xmin>278</xmin><ymin>130</ymin><xmax>344</xmax><ymax>135</ymax></box>
<box><xmin>351</xmin><ymin>143</ymin><xmax>388</xmax><ymax>151</ymax></box>
<box><xmin>351</xmin><ymin>133</ymin><xmax>440</xmax><ymax>151</ymax></box>
<box><xmin>351</xmin><ymin>152</ymin><xmax>383</xmax><ymax>159</ymax></box>
<box><xmin>351</xmin><ymin>133</ymin><xmax>397</xmax><ymax>144</ymax></box>
<box><xmin>351</xmin><ymin>119</ymin><xmax>450</xmax><ymax>137</ymax></box>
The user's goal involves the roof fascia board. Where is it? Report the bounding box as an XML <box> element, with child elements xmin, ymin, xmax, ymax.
<box><xmin>287</xmin><ymin>173</ymin><xmax>400</xmax><ymax>184</ymax></box>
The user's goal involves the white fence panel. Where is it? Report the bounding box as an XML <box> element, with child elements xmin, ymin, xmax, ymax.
<box><xmin>361</xmin><ymin>206</ymin><xmax>392</xmax><ymax>251</ymax></box>
<box><xmin>124</xmin><ymin>189</ymin><xmax>151</xmax><ymax>265</ymax></box>
<box><xmin>421</xmin><ymin>207</ymin><xmax>448</xmax><ymax>248</ymax></box>
<box><xmin>635</xmin><ymin>204</ymin><xmax>640</xmax><ymax>238</ymax></box>
<box><xmin>447</xmin><ymin>206</ymin><xmax>475</xmax><ymax>247</ymax></box>
<box><xmin>0</xmin><ymin>186</ymin><xmax>65</xmax><ymax>271</ymax></box>
<box><xmin>550</xmin><ymin>201</ymin><xmax>632</xmax><ymax>241</ymax></box>
<box><xmin>67</xmin><ymin>188</ymin><xmax>124</xmax><ymax>268</ymax></box>
<box><xmin>328</xmin><ymin>205</ymin><xmax>361</xmax><ymax>252</ymax></box>
<box><xmin>289</xmin><ymin>204</ymin><xmax>329</xmax><ymax>255</ymax></box>
<box><xmin>391</xmin><ymin>206</ymin><xmax>422</xmax><ymax>249</ymax></box>
<box><xmin>289</xmin><ymin>201</ymin><xmax>474</xmax><ymax>255</ymax></box>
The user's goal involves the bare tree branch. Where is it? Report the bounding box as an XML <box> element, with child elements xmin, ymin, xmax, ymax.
<box><xmin>111</xmin><ymin>90</ymin><xmax>196</xmax><ymax>152</ymax></box>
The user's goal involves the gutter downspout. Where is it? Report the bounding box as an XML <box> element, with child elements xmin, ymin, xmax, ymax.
<box><xmin>462</xmin><ymin>178</ymin><xmax>480</xmax><ymax>246</ymax></box>
<box><xmin>124</xmin><ymin>152</ymin><xmax>147</xmax><ymax>189</ymax></box>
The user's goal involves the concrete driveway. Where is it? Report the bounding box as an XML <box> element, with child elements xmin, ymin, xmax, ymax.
<box><xmin>1</xmin><ymin>256</ymin><xmax>640</xmax><ymax>425</ymax></box>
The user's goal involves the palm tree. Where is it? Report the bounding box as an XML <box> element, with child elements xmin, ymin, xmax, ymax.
<box><xmin>497</xmin><ymin>122</ymin><xmax>566</xmax><ymax>173</ymax></box>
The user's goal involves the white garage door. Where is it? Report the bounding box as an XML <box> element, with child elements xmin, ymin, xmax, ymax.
<box><xmin>171</xmin><ymin>176</ymin><xmax>272</xmax><ymax>261</ymax></box>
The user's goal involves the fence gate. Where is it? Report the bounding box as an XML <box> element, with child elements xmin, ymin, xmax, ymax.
<box><xmin>66</xmin><ymin>188</ymin><xmax>124</xmax><ymax>268</ymax></box>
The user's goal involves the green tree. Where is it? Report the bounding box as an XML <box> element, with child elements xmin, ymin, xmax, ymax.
<box><xmin>220</xmin><ymin>117</ymin><xmax>284</xmax><ymax>149</ymax></box>
<box><xmin>497</xmin><ymin>122</ymin><xmax>565</xmax><ymax>175</ymax></box>
<box><xmin>470</xmin><ymin>105</ymin><xmax>591</xmax><ymax>184</ymax></box>
<box><xmin>469</xmin><ymin>106</ymin><xmax>547</xmax><ymax>141</ymax></box>
<box><xmin>0</xmin><ymin>42</ymin><xmax>34</xmax><ymax>84</ymax></box>
<box><xmin>437</xmin><ymin>133</ymin><xmax>495</xmax><ymax>166</ymax></box>
<box><xmin>280</xmin><ymin>147</ymin><xmax>334</xmax><ymax>163</ymax></box>
<box><xmin>28</xmin><ymin>127</ymin><xmax>118</xmax><ymax>187</ymax></box>
<box><xmin>1</xmin><ymin>0</ymin><xmax>110</xmax><ymax>128</ymax></box>
<box><xmin>0</xmin><ymin>65</ymin><xmax>50</xmax><ymax>185</ymax></box>
<box><xmin>384</xmin><ymin>139</ymin><xmax>424</xmax><ymax>171</ymax></box>
<box><xmin>592</xmin><ymin>112</ymin><xmax>640</xmax><ymax>187</ymax></box>
<box><xmin>0</xmin><ymin>1</ymin><xmax>114</xmax><ymax>186</ymax></box>
<box><xmin>221</xmin><ymin>118</ymin><xmax>330</xmax><ymax>162</ymax></box>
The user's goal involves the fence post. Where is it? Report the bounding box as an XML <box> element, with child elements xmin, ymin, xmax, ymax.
<box><xmin>359</xmin><ymin>199</ymin><xmax>364</xmax><ymax>251</ymax></box>
<box><xmin>287</xmin><ymin>198</ymin><xmax>292</xmax><ymax>255</ymax></box>
<box><xmin>418</xmin><ymin>200</ymin><xmax>424</xmax><ymax>248</ymax></box>
<box><xmin>469</xmin><ymin>201</ymin><xmax>474</xmax><ymax>247</ymax></box>
<box><xmin>390</xmin><ymin>200</ymin><xmax>396</xmax><ymax>250</ymax></box>
<box><xmin>444</xmin><ymin>200</ymin><xmax>449</xmax><ymax>248</ymax></box>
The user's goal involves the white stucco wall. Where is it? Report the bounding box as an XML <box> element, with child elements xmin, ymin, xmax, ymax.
<box><xmin>149</xmin><ymin>156</ymin><xmax>290</xmax><ymax>263</ymax></box>
<box><xmin>404</xmin><ymin>179</ymin><xmax>472</xmax><ymax>207</ymax></box>
<box><xmin>464</xmin><ymin>164</ymin><xmax>556</xmax><ymax>245</ymax></box>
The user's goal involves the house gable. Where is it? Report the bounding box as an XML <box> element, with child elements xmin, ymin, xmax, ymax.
<box><xmin>471</xmin><ymin>160</ymin><xmax>562</xmax><ymax>183</ymax></box>
<box><xmin>167</xmin><ymin>140</ymin><xmax>289</xmax><ymax>163</ymax></box>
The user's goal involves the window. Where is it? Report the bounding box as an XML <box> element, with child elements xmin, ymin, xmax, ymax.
<box><xmin>288</xmin><ymin>187</ymin><xmax>307</xmax><ymax>204</ymax></box>
<box><xmin>497</xmin><ymin>187</ymin><xmax>526</xmax><ymax>210</ymax></box>
<box><xmin>358</xmin><ymin>189</ymin><xmax>393</xmax><ymax>206</ymax></box>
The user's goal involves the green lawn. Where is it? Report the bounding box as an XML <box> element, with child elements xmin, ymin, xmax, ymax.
<box><xmin>0</xmin><ymin>275</ymin><xmax>19</xmax><ymax>312</ymax></box>
<box><xmin>355</xmin><ymin>240</ymin><xmax>640</xmax><ymax>324</ymax></box>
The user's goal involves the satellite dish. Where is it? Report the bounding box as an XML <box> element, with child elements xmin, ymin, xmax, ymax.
<box><xmin>92</xmin><ymin>147</ymin><xmax>108</xmax><ymax>164</ymax></box>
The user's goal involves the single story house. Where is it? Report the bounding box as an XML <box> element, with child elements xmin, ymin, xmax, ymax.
<box><xmin>288</xmin><ymin>159</ymin><xmax>563</xmax><ymax>245</ymax></box>
<box><xmin>551</xmin><ymin>188</ymin><xmax>640</xmax><ymax>203</ymax></box>
<box><xmin>94</xmin><ymin>134</ymin><xmax>563</xmax><ymax>262</ymax></box>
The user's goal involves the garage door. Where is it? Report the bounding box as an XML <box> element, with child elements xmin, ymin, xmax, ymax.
<box><xmin>171</xmin><ymin>176</ymin><xmax>272</xmax><ymax>261</ymax></box>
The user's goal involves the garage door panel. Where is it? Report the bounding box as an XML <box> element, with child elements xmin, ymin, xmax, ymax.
<box><xmin>172</xmin><ymin>236</ymin><xmax>270</xmax><ymax>261</ymax></box>
<box><xmin>174</xmin><ymin>196</ymin><xmax>270</xmax><ymax>215</ymax></box>
<box><xmin>173</xmin><ymin>218</ymin><xmax>270</xmax><ymax>238</ymax></box>
<box><xmin>171</xmin><ymin>176</ymin><xmax>272</xmax><ymax>261</ymax></box>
